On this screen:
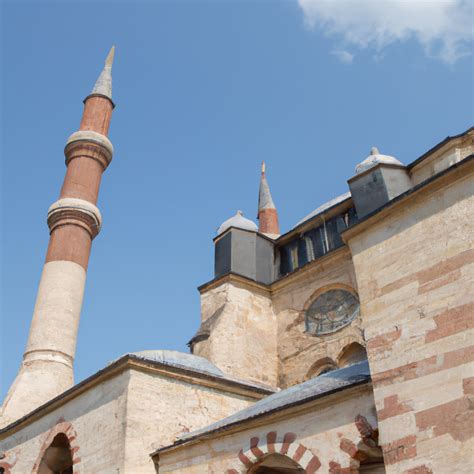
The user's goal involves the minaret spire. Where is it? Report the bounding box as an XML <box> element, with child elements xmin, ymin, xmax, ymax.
<box><xmin>91</xmin><ymin>45</ymin><xmax>115</xmax><ymax>99</ymax></box>
<box><xmin>1</xmin><ymin>48</ymin><xmax>117</xmax><ymax>427</ymax></box>
<box><xmin>257</xmin><ymin>161</ymin><xmax>280</xmax><ymax>238</ymax></box>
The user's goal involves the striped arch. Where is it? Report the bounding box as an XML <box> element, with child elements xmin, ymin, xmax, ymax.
<box><xmin>32</xmin><ymin>419</ymin><xmax>81</xmax><ymax>474</ymax></box>
<box><xmin>226</xmin><ymin>431</ymin><xmax>321</xmax><ymax>474</ymax></box>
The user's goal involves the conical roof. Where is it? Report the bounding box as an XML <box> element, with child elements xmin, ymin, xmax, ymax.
<box><xmin>258</xmin><ymin>161</ymin><xmax>276</xmax><ymax>211</ymax></box>
<box><xmin>91</xmin><ymin>46</ymin><xmax>115</xmax><ymax>99</ymax></box>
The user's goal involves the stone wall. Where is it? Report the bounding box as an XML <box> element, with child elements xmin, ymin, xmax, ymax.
<box><xmin>409</xmin><ymin>130</ymin><xmax>473</xmax><ymax>186</ymax></box>
<box><xmin>346</xmin><ymin>163</ymin><xmax>474</xmax><ymax>473</ymax></box>
<box><xmin>272</xmin><ymin>248</ymin><xmax>365</xmax><ymax>388</ymax></box>
<box><xmin>0</xmin><ymin>370</ymin><xmax>130</xmax><ymax>473</ymax></box>
<box><xmin>194</xmin><ymin>279</ymin><xmax>278</xmax><ymax>387</ymax></box>
<box><xmin>122</xmin><ymin>368</ymin><xmax>261</xmax><ymax>473</ymax></box>
<box><xmin>0</xmin><ymin>365</ymin><xmax>262</xmax><ymax>473</ymax></box>
<box><xmin>157</xmin><ymin>385</ymin><xmax>382</xmax><ymax>473</ymax></box>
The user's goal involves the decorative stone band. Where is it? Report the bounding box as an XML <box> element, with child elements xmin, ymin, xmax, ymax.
<box><xmin>47</xmin><ymin>198</ymin><xmax>102</xmax><ymax>239</ymax></box>
<box><xmin>64</xmin><ymin>130</ymin><xmax>114</xmax><ymax>169</ymax></box>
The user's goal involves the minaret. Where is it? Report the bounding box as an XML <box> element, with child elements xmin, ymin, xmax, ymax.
<box><xmin>1</xmin><ymin>47</ymin><xmax>116</xmax><ymax>426</ymax></box>
<box><xmin>257</xmin><ymin>161</ymin><xmax>280</xmax><ymax>238</ymax></box>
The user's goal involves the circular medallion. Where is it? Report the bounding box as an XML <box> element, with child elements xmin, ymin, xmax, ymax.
<box><xmin>305</xmin><ymin>289</ymin><xmax>359</xmax><ymax>335</ymax></box>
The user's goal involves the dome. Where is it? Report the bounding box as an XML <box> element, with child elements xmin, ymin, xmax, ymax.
<box><xmin>295</xmin><ymin>191</ymin><xmax>351</xmax><ymax>227</ymax></box>
<box><xmin>217</xmin><ymin>210</ymin><xmax>258</xmax><ymax>236</ymax></box>
<box><xmin>130</xmin><ymin>349</ymin><xmax>224</xmax><ymax>377</ymax></box>
<box><xmin>355</xmin><ymin>147</ymin><xmax>404</xmax><ymax>174</ymax></box>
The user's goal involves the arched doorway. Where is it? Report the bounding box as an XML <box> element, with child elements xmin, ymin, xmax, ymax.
<box><xmin>249</xmin><ymin>453</ymin><xmax>305</xmax><ymax>474</ymax></box>
<box><xmin>37</xmin><ymin>433</ymin><xmax>73</xmax><ymax>474</ymax></box>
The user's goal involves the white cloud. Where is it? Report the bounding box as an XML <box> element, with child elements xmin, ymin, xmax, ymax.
<box><xmin>298</xmin><ymin>0</ymin><xmax>473</xmax><ymax>63</ymax></box>
<box><xmin>332</xmin><ymin>49</ymin><xmax>355</xmax><ymax>64</ymax></box>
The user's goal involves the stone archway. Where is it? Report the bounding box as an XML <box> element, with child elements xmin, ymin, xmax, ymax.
<box><xmin>249</xmin><ymin>453</ymin><xmax>305</xmax><ymax>473</ymax></box>
<box><xmin>32</xmin><ymin>420</ymin><xmax>80</xmax><ymax>474</ymax></box>
<box><xmin>226</xmin><ymin>431</ymin><xmax>321</xmax><ymax>474</ymax></box>
<box><xmin>37</xmin><ymin>433</ymin><xmax>73</xmax><ymax>474</ymax></box>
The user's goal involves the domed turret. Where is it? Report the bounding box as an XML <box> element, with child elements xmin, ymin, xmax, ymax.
<box><xmin>217</xmin><ymin>210</ymin><xmax>258</xmax><ymax>236</ymax></box>
<box><xmin>355</xmin><ymin>147</ymin><xmax>404</xmax><ymax>174</ymax></box>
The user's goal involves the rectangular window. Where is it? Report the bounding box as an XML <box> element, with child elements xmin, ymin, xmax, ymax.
<box><xmin>279</xmin><ymin>245</ymin><xmax>292</xmax><ymax>275</ymax></box>
<box><xmin>298</xmin><ymin>237</ymin><xmax>308</xmax><ymax>267</ymax></box>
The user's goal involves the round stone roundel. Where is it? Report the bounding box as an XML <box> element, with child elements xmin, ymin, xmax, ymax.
<box><xmin>305</xmin><ymin>289</ymin><xmax>360</xmax><ymax>335</ymax></box>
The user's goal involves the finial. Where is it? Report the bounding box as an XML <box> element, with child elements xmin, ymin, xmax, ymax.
<box><xmin>261</xmin><ymin>161</ymin><xmax>266</xmax><ymax>174</ymax></box>
<box><xmin>237</xmin><ymin>210</ymin><xmax>243</xmax><ymax>216</ymax></box>
<box><xmin>370</xmin><ymin>146</ymin><xmax>380</xmax><ymax>155</ymax></box>
<box><xmin>91</xmin><ymin>46</ymin><xmax>115</xmax><ymax>100</ymax></box>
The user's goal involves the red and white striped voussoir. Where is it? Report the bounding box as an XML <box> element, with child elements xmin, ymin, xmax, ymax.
<box><xmin>227</xmin><ymin>431</ymin><xmax>321</xmax><ymax>473</ymax></box>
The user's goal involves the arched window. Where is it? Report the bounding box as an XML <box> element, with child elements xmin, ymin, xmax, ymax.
<box><xmin>338</xmin><ymin>342</ymin><xmax>368</xmax><ymax>368</ymax></box>
<box><xmin>37</xmin><ymin>433</ymin><xmax>73</xmax><ymax>474</ymax></box>
<box><xmin>307</xmin><ymin>357</ymin><xmax>338</xmax><ymax>379</ymax></box>
<box><xmin>305</xmin><ymin>289</ymin><xmax>359</xmax><ymax>336</ymax></box>
<box><xmin>248</xmin><ymin>453</ymin><xmax>305</xmax><ymax>473</ymax></box>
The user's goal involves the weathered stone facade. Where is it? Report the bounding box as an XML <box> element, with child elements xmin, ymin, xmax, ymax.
<box><xmin>0</xmin><ymin>357</ymin><xmax>270</xmax><ymax>473</ymax></box>
<box><xmin>345</xmin><ymin>158</ymin><xmax>474</xmax><ymax>473</ymax></box>
<box><xmin>155</xmin><ymin>383</ymin><xmax>382</xmax><ymax>473</ymax></box>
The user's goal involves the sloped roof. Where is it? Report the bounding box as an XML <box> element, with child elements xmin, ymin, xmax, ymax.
<box><xmin>153</xmin><ymin>360</ymin><xmax>370</xmax><ymax>455</ymax></box>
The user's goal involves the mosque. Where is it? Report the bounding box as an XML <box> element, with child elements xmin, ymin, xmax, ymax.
<box><xmin>0</xmin><ymin>48</ymin><xmax>473</xmax><ymax>473</ymax></box>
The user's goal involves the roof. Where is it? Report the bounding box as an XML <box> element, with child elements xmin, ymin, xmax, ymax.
<box><xmin>294</xmin><ymin>191</ymin><xmax>351</xmax><ymax>227</ymax></box>
<box><xmin>289</xmin><ymin>128</ymin><xmax>473</xmax><ymax>234</ymax></box>
<box><xmin>128</xmin><ymin>350</ymin><xmax>224</xmax><ymax>377</ymax></box>
<box><xmin>0</xmin><ymin>352</ymin><xmax>275</xmax><ymax>437</ymax></box>
<box><xmin>258</xmin><ymin>166</ymin><xmax>276</xmax><ymax>211</ymax></box>
<box><xmin>217</xmin><ymin>210</ymin><xmax>258</xmax><ymax>236</ymax></box>
<box><xmin>91</xmin><ymin>46</ymin><xmax>115</xmax><ymax>99</ymax></box>
<box><xmin>153</xmin><ymin>360</ymin><xmax>370</xmax><ymax>455</ymax></box>
<box><xmin>355</xmin><ymin>147</ymin><xmax>404</xmax><ymax>174</ymax></box>
<box><xmin>408</xmin><ymin>126</ymin><xmax>474</xmax><ymax>169</ymax></box>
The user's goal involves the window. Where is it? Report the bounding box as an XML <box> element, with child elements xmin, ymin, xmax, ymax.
<box><xmin>305</xmin><ymin>289</ymin><xmax>360</xmax><ymax>335</ymax></box>
<box><xmin>278</xmin><ymin>208</ymin><xmax>358</xmax><ymax>277</ymax></box>
<box><xmin>338</xmin><ymin>342</ymin><xmax>367</xmax><ymax>367</ymax></box>
<box><xmin>37</xmin><ymin>433</ymin><xmax>73</xmax><ymax>474</ymax></box>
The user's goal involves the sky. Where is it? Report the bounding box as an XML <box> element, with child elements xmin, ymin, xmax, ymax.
<box><xmin>1</xmin><ymin>0</ymin><xmax>472</xmax><ymax>400</ymax></box>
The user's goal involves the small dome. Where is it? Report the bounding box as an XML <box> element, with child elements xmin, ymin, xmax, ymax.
<box><xmin>217</xmin><ymin>210</ymin><xmax>258</xmax><ymax>235</ymax></box>
<box><xmin>130</xmin><ymin>350</ymin><xmax>224</xmax><ymax>376</ymax></box>
<box><xmin>355</xmin><ymin>147</ymin><xmax>404</xmax><ymax>174</ymax></box>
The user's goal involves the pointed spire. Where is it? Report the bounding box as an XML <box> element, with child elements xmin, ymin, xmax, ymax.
<box><xmin>258</xmin><ymin>161</ymin><xmax>276</xmax><ymax>211</ymax></box>
<box><xmin>258</xmin><ymin>162</ymin><xmax>280</xmax><ymax>237</ymax></box>
<box><xmin>91</xmin><ymin>46</ymin><xmax>115</xmax><ymax>99</ymax></box>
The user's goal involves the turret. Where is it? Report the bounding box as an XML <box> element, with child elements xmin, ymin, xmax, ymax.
<box><xmin>1</xmin><ymin>47</ymin><xmax>117</xmax><ymax>426</ymax></box>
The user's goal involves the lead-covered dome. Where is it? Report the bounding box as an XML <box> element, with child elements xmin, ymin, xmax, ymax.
<box><xmin>130</xmin><ymin>350</ymin><xmax>224</xmax><ymax>376</ymax></box>
<box><xmin>355</xmin><ymin>147</ymin><xmax>403</xmax><ymax>174</ymax></box>
<box><xmin>217</xmin><ymin>210</ymin><xmax>258</xmax><ymax>235</ymax></box>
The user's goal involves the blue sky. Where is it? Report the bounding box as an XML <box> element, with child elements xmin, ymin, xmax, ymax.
<box><xmin>1</xmin><ymin>0</ymin><xmax>472</xmax><ymax>399</ymax></box>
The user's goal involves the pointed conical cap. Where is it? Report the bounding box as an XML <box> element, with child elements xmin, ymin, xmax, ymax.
<box><xmin>258</xmin><ymin>161</ymin><xmax>276</xmax><ymax>211</ymax></box>
<box><xmin>91</xmin><ymin>46</ymin><xmax>115</xmax><ymax>99</ymax></box>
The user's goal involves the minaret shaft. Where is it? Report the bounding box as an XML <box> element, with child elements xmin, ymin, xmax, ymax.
<box><xmin>1</xmin><ymin>49</ymin><xmax>115</xmax><ymax>427</ymax></box>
